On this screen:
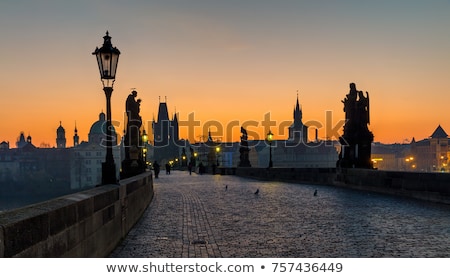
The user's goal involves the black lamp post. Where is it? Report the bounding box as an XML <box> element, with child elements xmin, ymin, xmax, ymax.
<box><xmin>215</xmin><ymin>146</ymin><xmax>221</xmax><ymax>166</ymax></box>
<box><xmin>267</xmin><ymin>130</ymin><xmax>273</xmax><ymax>168</ymax></box>
<box><xmin>142</xmin><ymin>129</ymin><xmax>148</xmax><ymax>169</ymax></box>
<box><xmin>93</xmin><ymin>31</ymin><xmax>121</xmax><ymax>185</ymax></box>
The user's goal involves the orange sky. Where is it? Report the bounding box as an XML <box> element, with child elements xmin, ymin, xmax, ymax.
<box><xmin>1</xmin><ymin>1</ymin><xmax>450</xmax><ymax>147</ymax></box>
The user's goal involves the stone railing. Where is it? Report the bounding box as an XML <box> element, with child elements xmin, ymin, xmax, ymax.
<box><xmin>335</xmin><ymin>168</ymin><xmax>450</xmax><ymax>204</ymax></box>
<box><xmin>235</xmin><ymin>167</ymin><xmax>450</xmax><ymax>205</ymax></box>
<box><xmin>235</xmin><ymin>167</ymin><xmax>336</xmax><ymax>185</ymax></box>
<box><xmin>0</xmin><ymin>171</ymin><xmax>153</xmax><ymax>257</ymax></box>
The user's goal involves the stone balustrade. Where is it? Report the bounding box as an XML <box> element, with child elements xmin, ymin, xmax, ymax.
<box><xmin>0</xmin><ymin>171</ymin><xmax>153</xmax><ymax>257</ymax></box>
<box><xmin>235</xmin><ymin>167</ymin><xmax>450</xmax><ymax>205</ymax></box>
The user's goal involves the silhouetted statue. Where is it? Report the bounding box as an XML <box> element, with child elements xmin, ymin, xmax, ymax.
<box><xmin>357</xmin><ymin>91</ymin><xmax>370</xmax><ymax>128</ymax></box>
<box><xmin>121</xmin><ymin>90</ymin><xmax>145</xmax><ymax>179</ymax></box>
<box><xmin>342</xmin><ymin>83</ymin><xmax>358</xmax><ymax>128</ymax></box>
<box><xmin>338</xmin><ymin>83</ymin><xmax>374</xmax><ymax>169</ymax></box>
<box><xmin>238</xmin><ymin>126</ymin><xmax>251</xmax><ymax>167</ymax></box>
<box><xmin>126</xmin><ymin>91</ymin><xmax>138</xmax><ymax>118</ymax></box>
<box><xmin>124</xmin><ymin>90</ymin><xmax>143</xmax><ymax>155</ymax></box>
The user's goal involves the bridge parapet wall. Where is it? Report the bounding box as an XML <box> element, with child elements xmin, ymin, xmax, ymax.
<box><xmin>235</xmin><ymin>167</ymin><xmax>450</xmax><ymax>204</ymax></box>
<box><xmin>0</xmin><ymin>171</ymin><xmax>153</xmax><ymax>257</ymax></box>
<box><xmin>335</xmin><ymin>168</ymin><xmax>450</xmax><ymax>204</ymax></box>
<box><xmin>235</xmin><ymin>167</ymin><xmax>336</xmax><ymax>185</ymax></box>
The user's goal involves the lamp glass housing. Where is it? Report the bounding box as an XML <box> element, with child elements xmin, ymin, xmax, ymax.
<box><xmin>93</xmin><ymin>31</ymin><xmax>120</xmax><ymax>87</ymax></box>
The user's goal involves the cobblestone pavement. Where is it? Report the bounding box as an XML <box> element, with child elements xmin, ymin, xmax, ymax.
<box><xmin>110</xmin><ymin>171</ymin><xmax>450</xmax><ymax>258</ymax></box>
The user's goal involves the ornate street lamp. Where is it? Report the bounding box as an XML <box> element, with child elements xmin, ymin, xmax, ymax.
<box><xmin>267</xmin><ymin>130</ymin><xmax>273</xmax><ymax>168</ymax></box>
<box><xmin>192</xmin><ymin>151</ymin><xmax>198</xmax><ymax>167</ymax></box>
<box><xmin>93</xmin><ymin>31</ymin><xmax>121</xmax><ymax>185</ymax></box>
<box><xmin>142</xmin><ymin>129</ymin><xmax>148</xmax><ymax>168</ymax></box>
<box><xmin>142</xmin><ymin>129</ymin><xmax>148</xmax><ymax>145</ymax></box>
<box><xmin>215</xmin><ymin>146</ymin><xmax>221</xmax><ymax>166</ymax></box>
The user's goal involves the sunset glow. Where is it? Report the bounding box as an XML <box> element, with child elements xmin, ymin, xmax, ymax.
<box><xmin>1</xmin><ymin>1</ymin><xmax>449</xmax><ymax>147</ymax></box>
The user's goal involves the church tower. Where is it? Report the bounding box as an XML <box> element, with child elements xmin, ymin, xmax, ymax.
<box><xmin>56</xmin><ymin>121</ymin><xmax>66</xmax><ymax>148</ymax></box>
<box><xmin>73</xmin><ymin>122</ymin><xmax>79</xmax><ymax>147</ymax></box>
<box><xmin>171</xmin><ymin>111</ymin><xmax>179</xmax><ymax>143</ymax></box>
<box><xmin>152</xmin><ymin>97</ymin><xmax>180</xmax><ymax>163</ymax></box>
<box><xmin>288</xmin><ymin>94</ymin><xmax>308</xmax><ymax>143</ymax></box>
<box><xmin>154</xmin><ymin>99</ymin><xmax>170</xmax><ymax>147</ymax></box>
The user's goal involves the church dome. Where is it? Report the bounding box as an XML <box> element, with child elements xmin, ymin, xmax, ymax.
<box><xmin>89</xmin><ymin>112</ymin><xmax>106</xmax><ymax>135</ymax></box>
<box><xmin>88</xmin><ymin>112</ymin><xmax>117</xmax><ymax>144</ymax></box>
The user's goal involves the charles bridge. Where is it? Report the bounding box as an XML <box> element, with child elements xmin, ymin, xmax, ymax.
<box><xmin>2</xmin><ymin>166</ymin><xmax>449</xmax><ymax>257</ymax></box>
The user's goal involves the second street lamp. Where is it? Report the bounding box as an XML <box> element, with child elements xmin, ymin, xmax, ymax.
<box><xmin>267</xmin><ymin>130</ymin><xmax>273</xmax><ymax>168</ymax></box>
<box><xmin>92</xmin><ymin>31</ymin><xmax>121</xmax><ymax>185</ymax></box>
<box><xmin>215</xmin><ymin>146</ymin><xmax>221</xmax><ymax>166</ymax></box>
<box><xmin>142</xmin><ymin>129</ymin><xmax>148</xmax><ymax>169</ymax></box>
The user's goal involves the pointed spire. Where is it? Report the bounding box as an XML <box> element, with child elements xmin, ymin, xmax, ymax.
<box><xmin>293</xmin><ymin>93</ymin><xmax>303</xmax><ymax>123</ymax></box>
<box><xmin>73</xmin><ymin>121</ymin><xmax>79</xmax><ymax>147</ymax></box>
<box><xmin>207</xmin><ymin>129</ymin><xmax>213</xmax><ymax>142</ymax></box>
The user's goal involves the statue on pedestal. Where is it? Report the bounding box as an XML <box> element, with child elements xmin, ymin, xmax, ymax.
<box><xmin>121</xmin><ymin>90</ymin><xmax>145</xmax><ymax>179</ymax></box>
<box><xmin>338</xmin><ymin>83</ymin><xmax>374</xmax><ymax>169</ymax></box>
<box><xmin>238</xmin><ymin>126</ymin><xmax>251</xmax><ymax>167</ymax></box>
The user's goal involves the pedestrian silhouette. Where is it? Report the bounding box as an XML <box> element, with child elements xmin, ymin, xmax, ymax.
<box><xmin>254</xmin><ymin>189</ymin><xmax>259</xmax><ymax>195</ymax></box>
<box><xmin>188</xmin><ymin>162</ymin><xmax>192</xmax><ymax>175</ymax></box>
<box><xmin>165</xmin><ymin>163</ymin><xmax>171</xmax><ymax>174</ymax></box>
<box><xmin>153</xmin><ymin>161</ymin><xmax>160</xmax><ymax>178</ymax></box>
<box><xmin>314</xmin><ymin>189</ymin><xmax>317</xmax><ymax>196</ymax></box>
<box><xmin>225</xmin><ymin>185</ymin><xmax>228</xmax><ymax>190</ymax></box>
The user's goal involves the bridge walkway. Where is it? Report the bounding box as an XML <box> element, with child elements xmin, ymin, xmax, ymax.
<box><xmin>110</xmin><ymin>171</ymin><xmax>450</xmax><ymax>257</ymax></box>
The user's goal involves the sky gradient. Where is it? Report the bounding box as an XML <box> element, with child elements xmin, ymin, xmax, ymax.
<box><xmin>1</xmin><ymin>0</ymin><xmax>450</xmax><ymax>147</ymax></box>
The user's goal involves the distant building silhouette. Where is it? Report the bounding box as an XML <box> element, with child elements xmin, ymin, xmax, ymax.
<box><xmin>73</xmin><ymin>123</ymin><xmax>79</xmax><ymax>147</ymax></box>
<box><xmin>152</xmin><ymin>99</ymin><xmax>180</xmax><ymax>164</ymax></box>
<box><xmin>288</xmin><ymin>94</ymin><xmax>308</xmax><ymax>143</ymax></box>
<box><xmin>410</xmin><ymin>125</ymin><xmax>449</xmax><ymax>172</ymax></box>
<box><xmin>56</xmin><ymin>122</ymin><xmax>66</xmax><ymax>148</ymax></box>
<box><xmin>0</xmin><ymin>141</ymin><xmax>9</xmax><ymax>150</ymax></box>
<box><xmin>1</xmin><ymin>131</ymin><xmax>72</xmax><ymax>201</ymax></box>
<box><xmin>212</xmin><ymin>95</ymin><xmax>339</xmax><ymax>168</ymax></box>
<box><xmin>71</xmin><ymin>112</ymin><xmax>121</xmax><ymax>189</ymax></box>
<box><xmin>16</xmin><ymin>132</ymin><xmax>28</xmax><ymax>148</ymax></box>
<box><xmin>370</xmin><ymin>142</ymin><xmax>409</xmax><ymax>170</ymax></box>
<box><xmin>371</xmin><ymin>125</ymin><xmax>450</xmax><ymax>172</ymax></box>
